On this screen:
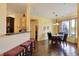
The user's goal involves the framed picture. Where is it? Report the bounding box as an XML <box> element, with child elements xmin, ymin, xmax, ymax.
<box><xmin>47</xmin><ymin>26</ymin><xmax>49</xmax><ymax>30</ymax></box>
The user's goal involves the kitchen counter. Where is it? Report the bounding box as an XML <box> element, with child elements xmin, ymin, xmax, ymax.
<box><xmin>0</xmin><ymin>32</ymin><xmax>30</xmax><ymax>55</ymax></box>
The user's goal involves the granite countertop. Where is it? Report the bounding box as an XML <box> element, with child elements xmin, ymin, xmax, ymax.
<box><xmin>0</xmin><ymin>31</ymin><xmax>30</xmax><ymax>37</ymax></box>
<box><xmin>0</xmin><ymin>32</ymin><xmax>30</xmax><ymax>55</ymax></box>
<box><xmin>5</xmin><ymin>32</ymin><xmax>27</xmax><ymax>35</ymax></box>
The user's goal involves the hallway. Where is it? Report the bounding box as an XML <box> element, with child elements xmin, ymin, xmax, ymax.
<box><xmin>32</xmin><ymin>40</ymin><xmax>78</xmax><ymax>56</ymax></box>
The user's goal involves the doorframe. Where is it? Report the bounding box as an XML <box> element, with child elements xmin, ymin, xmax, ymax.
<box><xmin>30</xmin><ymin>19</ymin><xmax>38</xmax><ymax>41</ymax></box>
<box><xmin>6</xmin><ymin>17</ymin><xmax>15</xmax><ymax>34</ymax></box>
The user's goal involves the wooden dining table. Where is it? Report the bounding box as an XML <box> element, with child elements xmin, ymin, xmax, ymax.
<box><xmin>51</xmin><ymin>34</ymin><xmax>64</xmax><ymax>44</ymax></box>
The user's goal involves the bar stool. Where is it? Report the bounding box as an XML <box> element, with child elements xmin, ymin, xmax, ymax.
<box><xmin>30</xmin><ymin>38</ymin><xmax>36</xmax><ymax>49</ymax></box>
<box><xmin>4</xmin><ymin>46</ymin><xmax>24</xmax><ymax>56</ymax></box>
<box><xmin>20</xmin><ymin>40</ymin><xmax>32</xmax><ymax>56</ymax></box>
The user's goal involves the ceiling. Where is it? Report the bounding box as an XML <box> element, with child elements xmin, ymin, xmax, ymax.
<box><xmin>7</xmin><ymin>3</ymin><xmax>27</xmax><ymax>15</ymax></box>
<box><xmin>7</xmin><ymin>3</ymin><xmax>77</xmax><ymax>20</ymax></box>
<box><xmin>30</xmin><ymin>3</ymin><xmax>77</xmax><ymax>19</ymax></box>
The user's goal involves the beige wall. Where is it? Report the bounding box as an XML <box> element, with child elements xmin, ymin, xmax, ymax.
<box><xmin>38</xmin><ymin>18</ymin><xmax>52</xmax><ymax>41</ymax></box>
<box><xmin>0</xmin><ymin>4</ymin><xmax>30</xmax><ymax>35</ymax></box>
<box><xmin>7</xmin><ymin>5</ymin><xmax>30</xmax><ymax>33</ymax></box>
<box><xmin>7</xmin><ymin>12</ymin><xmax>22</xmax><ymax>33</ymax></box>
<box><xmin>0</xmin><ymin>3</ymin><xmax>7</xmax><ymax>35</ymax></box>
<box><xmin>30</xmin><ymin>20</ymin><xmax>38</xmax><ymax>39</ymax></box>
<box><xmin>31</xmin><ymin>16</ymin><xmax>55</xmax><ymax>41</ymax></box>
<box><xmin>77</xmin><ymin>4</ymin><xmax>79</xmax><ymax>54</ymax></box>
<box><xmin>25</xmin><ymin>4</ymin><xmax>30</xmax><ymax>32</ymax></box>
<box><xmin>14</xmin><ymin>13</ymin><xmax>21</xmax><ymax>33</ymax></box>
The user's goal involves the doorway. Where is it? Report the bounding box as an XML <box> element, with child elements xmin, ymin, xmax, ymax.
<box><xmin>6</xmin><ymin>17</ymin><xmax>14</xmax><ymax>34</ymax></box>
<box><xmin>35</xmin><ymin>25</ymin><xmax>38</xmax><ymax>41</ymax></box>
<box><xmin>30</xmin><ymin>19</ymin><xmax>38</xmax><ymax>41</ymax></box>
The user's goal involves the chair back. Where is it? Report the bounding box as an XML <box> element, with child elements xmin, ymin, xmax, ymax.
<box><xmin>47</xmin><ymin>32</ymin><xmax>52</xmax><ymax>40</ymax></box>
<box><xmin>63</xmin><ymin>33</ymin><xmax>68</xmax><ymax>41</ymax></box>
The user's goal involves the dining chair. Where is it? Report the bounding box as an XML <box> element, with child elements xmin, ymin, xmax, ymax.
<box><xmin>47</xmin><ymin>32</ymin><xmax>58</xmax><ymax>44</ymax></box>
<box><xmin>47</xmin><ymin>32</ymin><xmax>52</xmax><ymax>38</ymax></box>
<box><xmin>62</xmin><ymin>33</ymin><xmax>68</xmax><ymax>46</ymax></box>
<box><xmin>47</xmin><ymin>32</ymin><xmax>52</xmax><ymax>43</ymax></box>
<box><xmin>57</xmin><ymin>32</ymin><xmax>64</xmax><ymax>44</ymax></box>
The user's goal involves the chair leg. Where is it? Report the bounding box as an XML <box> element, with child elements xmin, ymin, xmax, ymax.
<box><xmin>59</xmin><ymin>41</ymin><xmax>61</xmax><ymax>45</ymax></box>
<box><xmin>51</xmin><ymin>40</ymin><xmax>53</xmax><ymax>44</ymax></box>
<box><xmin>30</xmin><ymin>43</ymin><xmax>32</xmax><ymax>56</ymax></box>
<box><xmin>65</xmin><ymin>41</ymin><xmax>67</xmax><ymax>46</ymax></box>
<box><xmin>48</xmin><ymin>40</ymin><xmax>49</xmax><ymax>43</ymax></box>
<box><xmin>25</xmin><ymin>48</ymin><xmax>27</xmax><ymax>56</ymax></box>
<box><xmin>22</xmin><ymin>49</ymin><xmax>25</xmax><ymax>56</ymax></box>
<box><xmin>63</xmin><ymin>41</ymin><xmax>67</xmax><ymax>47</ymax></box>
<box><xmin>62</xmin><ymin>42</ymin><xmax>64</xmax><ymax>47</ymax></box>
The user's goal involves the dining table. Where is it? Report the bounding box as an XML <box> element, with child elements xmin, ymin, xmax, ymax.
<box><xmin>51</xmin><ymin>34</ymin><xmax>64</xmax><ymax>44</ymax></box>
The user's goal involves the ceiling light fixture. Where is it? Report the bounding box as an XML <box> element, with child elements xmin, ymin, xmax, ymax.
<box><xmin>53</xmin><ymin>14</ymin><xmax>59</xmax><ymax>25</ymax></box>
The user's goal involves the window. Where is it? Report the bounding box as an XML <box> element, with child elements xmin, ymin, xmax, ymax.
<box><xmin>71</xmin><ymin>19</ymin><xmax>75</xmax><ymax>28</ymax></box>
<box><xmin>60</xmin><ymin>21</ymin><xmax>69</xmax><ymax>34</ymax></box>
<box><xmin>59</xmin><ymin>18</ymin><xmax>76</xmax><ymax>39</ymax></box>
<box><xmin>70</xmin><ymin>19</ymin><xmax>76</xmax><ymax>38</ymax></box>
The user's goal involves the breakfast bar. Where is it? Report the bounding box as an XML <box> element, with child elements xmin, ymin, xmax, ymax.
<box><xmin>0</xmin><ymin>32</ymin><xmax>30</xmax><ymax>55</ymax></box>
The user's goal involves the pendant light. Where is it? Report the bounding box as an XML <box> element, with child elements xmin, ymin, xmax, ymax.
<box><xmin>53</xmin><ymin>14</ymin><xmax>59</xmax><ymax>25</ymax></box>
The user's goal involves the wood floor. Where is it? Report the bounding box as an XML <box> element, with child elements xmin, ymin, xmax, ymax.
<box><xmin>32</xmin><ymin>40</ymin><xmax>78</xmax><ymax>56</ymax></box>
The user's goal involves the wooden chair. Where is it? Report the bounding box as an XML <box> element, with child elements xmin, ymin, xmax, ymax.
<box><xmin>62</xmin><ymin>33</ymin><xmax>68</xmax><ymax>46</ymax></box>
<box><xmin>20</xmin><ymin>40</ymin><xmax>32</xmax><ymax>56</ymax></box>
<box><xmin>30</xmin><ymin>38</ymin><xmax>36</xmax><ymax>49</ymax></box>
<box><xmin>47</xmin><ymin>32</ymin><xmax>52</xmax><ymax>43</ymax></box>
<box><xmin>47</xmin><ymin>32</ymin><xmax>57</xmax><ymax>44</ymax></box>
<box><xmin>57</xmin><ymin>32</ymin><xmax>64</xmax><ymax>44</ymax></box>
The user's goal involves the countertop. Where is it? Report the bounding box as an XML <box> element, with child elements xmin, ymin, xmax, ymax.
<box><xmin>0</xmin><ymin>32</ymin><xmax>30</xmax><ymax>55</ymax></box>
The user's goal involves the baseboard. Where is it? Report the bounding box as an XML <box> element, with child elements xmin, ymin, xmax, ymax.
<box><xmin>67</xmin><ymin>41</ymin><xmax>77</xmax><ymax>45</ymax></box>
